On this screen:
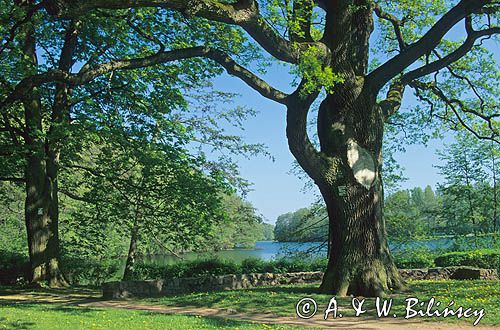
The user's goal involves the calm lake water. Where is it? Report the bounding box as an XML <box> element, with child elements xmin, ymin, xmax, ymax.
<box><xmin>140</xmin><ymin>236</ymin><xmax>490</xmax><ymax>265</ymax></box>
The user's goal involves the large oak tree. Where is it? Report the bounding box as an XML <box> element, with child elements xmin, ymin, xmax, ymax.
<box><xmin>3</xmin><ymin>0</ymin><xmax>499</xmax><ymax>296</ymax></box>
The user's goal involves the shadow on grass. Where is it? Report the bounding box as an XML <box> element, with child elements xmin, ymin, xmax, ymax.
<box><xmin>246</xmin><ymin>285</ymin><xmax>323</xmax><ymax>295</ymax></box>
<box><xmin>0</xmin><ymin>285</ymin><xmax>99</xmax><ymax>295</ymax></box>
<box><xmin>0</xmin><ymin>300</ymin><xmax>100</xmax><ymax>315</ymax></box>
<box><xmin>137</xmin><ymin>311</ymin><xmax>270</xmax><ymax>328</ymax></box>
<box><xmin>0</xmin><ymin>317</ymin><xmax>35</xmax><ymax>330</ymax></box>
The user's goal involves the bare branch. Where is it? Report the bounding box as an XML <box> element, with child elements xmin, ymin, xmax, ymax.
<box><xmin>410</xmin><ymin>80</ymin><xmax>500</xmax><ymax>143</ymax></box>
<box><xmin>402</xmin><ymin>18</ymin><xmax>500</xmax><ymax>84</ymax></box>
<box><xmin>373</xmin><ymin>4</ymin><xmax>406</xmax><ymax>51</ymax></box>
<box><xmin>368</xmin><ymin>0</ymin><xmax>493</xmax><ymax>91</ymax></box>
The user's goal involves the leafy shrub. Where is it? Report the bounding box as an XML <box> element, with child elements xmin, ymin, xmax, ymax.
<box><xmin>130</xmin><ymin>258</ymin><xmax>240</xmax><ymax>280</ymax></box>
<box><xmin>241</xmin><ymin>258</ymin><xmax>266</xmax><ymax>274</ymax></box>
<box><xmin>0</xmin><ymin>250</ymin><xmax>29</xmax><ymax>271</ymax></box>
<box><xmin>188</xmin><ymin>258</ymin><xmax>240</xmax><ymax>277</ymax></box>
<box><xmin>308</xmin><ymin>257</ymin><xmax>328</xmax><ymax>272</ymax></box>
<box><xmin>129</xmin><ymin>257</ymin><xmax>329</xmax><ymax>280</ymax></box>
<box><xmin>0</xmin><ymin>250</ymin><xmax>29</xmax><ymax>284</ymax></box>
<box><xmin>61</xmin><ymin>256</ymin><xmax>121</xmax><ymax>286</ymax></box>
<box><xmin>434</xmin><ymin>249</ymin><xmax>500</xmax><ymax>270</ymax></box>
<box><xmin>393</xmin><ymin>249</ymin><xmax>435</xmax><ymax>268</ymax></box>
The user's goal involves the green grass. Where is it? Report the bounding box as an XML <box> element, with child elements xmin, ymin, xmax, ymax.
<box><xmin>147</xmin><ymin>280</ymin><xmax>499</xmax><ymax>325</ymax></box>
<box><xmin>0</xmin><ymin>301</ymin><xmax>313</xmax><ymax>330</ymax></box>
<box><xmin>1</xmin><ymin>281</ymin><xmax>498</xmax><ymax>328</ymax></box>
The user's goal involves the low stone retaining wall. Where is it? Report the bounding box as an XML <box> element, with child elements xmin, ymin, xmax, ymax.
<box><xmin>103</xmin><ymin>272</ymin><xmax>323</xmax><ymax>299</ymax></box>
<box><xmin>399</xmin><ymin>267</ymin><xmax>498</xmax><ymax>281</ymax></box>
<box><xmin>102</xmin><ymin>267</ymin><xmax>498</xmax><ymax>299</ymax></box>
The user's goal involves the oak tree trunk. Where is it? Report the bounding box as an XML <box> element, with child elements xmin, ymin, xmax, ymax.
<box><xmin>20</xmin><ymin>11</ymin><xmax>76</xmax><ymax>287</ymax></box>
<box><xmin>287</xmin><ymin>76</ymin><xmax>404</xmax><ymax>296</ymax></box>
<box><xmin>24</xmin><ymin>150</ymin><xmax>67</xmax><ymax>287</ymax></box>
<box><xmin>318</xmin><ymin>179</ymin><xmax>402</xmax><ymax>296</ymax></box>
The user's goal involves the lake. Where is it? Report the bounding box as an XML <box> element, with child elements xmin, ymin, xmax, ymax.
<box><xmin>140</xmin><ymin>236</ymin><xmax>492</xmax><ymax>265</ymax></box>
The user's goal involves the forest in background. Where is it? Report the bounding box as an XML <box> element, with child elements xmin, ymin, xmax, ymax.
<box><xmin>274</xmin><ymin>134</ymin><xmax>499</xmax><ymax>246</ymax></box>
<box><xmin>1</xmin><ymin>185</ymin><xmax>274</xmax><ymax>258</ymax></box>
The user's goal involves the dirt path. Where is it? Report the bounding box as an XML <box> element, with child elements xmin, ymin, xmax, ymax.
<box><xmin>0</xmin><ymin>290</ymin><xmax>496</xmax><ymax>330</ymax></box>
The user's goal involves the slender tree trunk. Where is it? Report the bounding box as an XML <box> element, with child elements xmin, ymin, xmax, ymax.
<box><xmin>462</xmin><ymin>153</ymin><xmax>478</xmax><ymax>246</ymax></box>
<box><xmin>123</xmin><ymin>220</ymin><xmax>140</xmax><ymax>281</ymax></box>
<box><xmin>491</xmin><ymin>143</ymin><xmax>497</xmax><ymax>238</ymax></box>
<box><xmin>123</xmin><ymin>188</ymin><xmax>144</xmax><ymax>281</ymax></box>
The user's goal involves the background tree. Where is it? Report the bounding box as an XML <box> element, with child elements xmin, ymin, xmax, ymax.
<box><xmin>437</xmin><ymin>132</ymin><xmax>499</xmax><ymax>238</ymax></box>
<box><xmin>274</xmin><ymin>205</ymin><xmax>328</xmax><ymax>243</ymax></box>
<box><xmin>204</xmin><ymin>194</ymin><xmax>269</xmax><ymax>250</ymax></box>
<box><xmin>62</xmin><ymin>121</ymin><xmax>230</xmax><ymax>281</ymax></box>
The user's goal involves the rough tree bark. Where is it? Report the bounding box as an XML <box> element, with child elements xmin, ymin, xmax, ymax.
<box><xmin>20</xmin><ymin>12</ymin><xmax>79</xmax><ymax>287</ymax></box>
<box><xmin>282</xmin><ymin>1</ymin><xmax>405</xmax><ymax>296</ymax></box>
<box><xmin>22</xmin><ymin>22</ymin><xmax>67</xmax><ymax>287</ymax></box>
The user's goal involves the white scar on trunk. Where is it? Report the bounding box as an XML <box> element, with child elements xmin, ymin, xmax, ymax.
<box><xmin>346</xmin><ymin>139</ymin><xmax>376</xmax><ymax>189</ymax></box>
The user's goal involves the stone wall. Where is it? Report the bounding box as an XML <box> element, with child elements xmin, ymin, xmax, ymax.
<box><xmin>399</xmin><ymin>267</ymin><xmax>498</xmax><ymax>281</ymax></box>
<box><xmin>102</xmin><ymin>267</ymin><xmax>498</xmax><ymax>299</ymax></box>
<box><xmin>103</xmin><ymin>272</ymin><xmax>323</xmax><ymax>299</ymax></box>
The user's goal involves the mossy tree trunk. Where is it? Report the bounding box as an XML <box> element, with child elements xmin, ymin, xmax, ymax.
<box><xmin>21</xmin><ymin>12</ymin><xmax>78</xmax><ymax>287</ymax></box>
<box><xmin>283</xmin><ymin>2</ymin><xmax>405</xmax><ymax>296</ymax></box>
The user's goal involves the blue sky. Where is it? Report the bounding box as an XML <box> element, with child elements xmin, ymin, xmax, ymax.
<box><xmin>211</xmin><ymin>67</ymin><xmax>450</xmax><ymax>224</ymax></box>
<box><xmin>206</xmin><ymin>14</ymin><xmax>500</xmax><ymax>225</ymax></box>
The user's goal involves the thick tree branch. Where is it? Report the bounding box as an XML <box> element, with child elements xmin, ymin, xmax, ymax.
<box><xmin>60</xmin><ymin>189</ymin><xmax>93</xmax><ymax>203</ymax></box>
<box><xmin>402</xmin><ymin>19</ymin><xmax>500</xmax><ymax>84</ymax></box>
<box><xmin>285</xmin><ymin>82</ymin><xmax>328</xmax><ymax>182</ymax></box>
<box><xmin>379</xmin><ymin>80</ymin><xmax>405</xmax><ymax>120</ymax></box>
<box><xmin>1</xmin><ymin>46</ymin><xmax>289</xmax><ymax>109</ymax></box>
<box><xmin>43</xmin><ymin>0</ymin><xmax>329</xmax><ymax>64</ymax></box>
<box><xmin>205</xmin><ymin>49</ymin><xmax>289</xmax><ymax>103</ymax></box>
<box><xmin>368</xmin><ymin>0</ymin><xmax>494</xmax><ymax>91</ymax></box>
<box><xmin>373</xmin><ymin>4</ymin><xmax>406</xmax><ymax>51</ymax></box>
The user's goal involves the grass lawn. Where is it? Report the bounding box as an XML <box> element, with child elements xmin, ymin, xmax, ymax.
<box><xmin>146</xmin><ymin>280</ymin><xmax>499</xmax><ymax>325</ymax></box>
<box><xmin>0</xmin><ymin>301</ymin><xmax>316</xmax><ymax>330</ymax></box>
<box><xmin>0</xmin><ymin>280</ymin><xmax>497</xmax><ymax>329</ymax></box>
